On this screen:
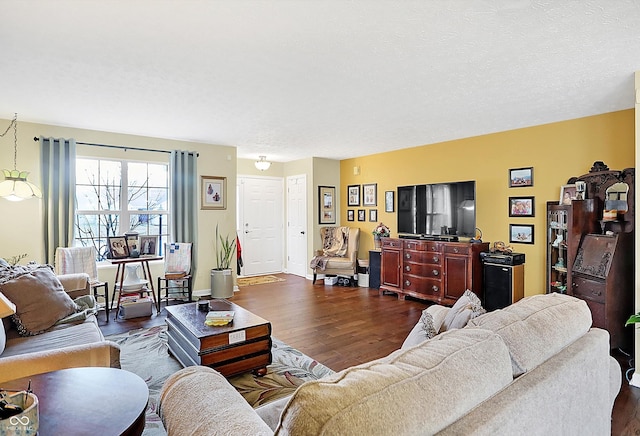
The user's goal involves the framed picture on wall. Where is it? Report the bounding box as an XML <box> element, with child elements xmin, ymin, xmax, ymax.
<box><xmin>318</xmin><ymin>186</ymin><xmax>336</xmax><ymax>224</ymax></box>
<box><xmin>348</xmin><ymin>185</ymin><xmax>361</xmax><ymax>206</ymax></box>
<box><xmin>358</xmin><ymin>209</ymin><xmax>366</xmax><ymax>221</ymax></box>
<box><xmin>509</xmin><ymin>167</ymin><xmax>533</xmax><ymax>187</ymax></box>
<box><xmin>509</xmin><ymin>224</ymin><xmax>534</xmax><ymax>244</ymax></box>
<box><xmin>385</xmin><ymin>191</ymin><xmax>394</xmax><ymax>212</ymax></box>
<box><xmin>347</xmin><ymin>209</ymin><xmax>355</xmax><ymax>221</ymax></box>
<box><xmin>509</xmin><ymin>196</ymin><xmax>535</xmax><ymax>217</ymax></box>
<box><xmin>369</xmin><ymin>209</ymin><xmax>377</xmax><ymax>222</ymax></box>
<box><xmin>201</xmin><ymin>176</ymin><xmax>227</xmax><ymax>210</ymax></box>
<box><xmin>363</xmin><ymin>183</ymin><xmax>377</xmax><ymax>206</ymax></box>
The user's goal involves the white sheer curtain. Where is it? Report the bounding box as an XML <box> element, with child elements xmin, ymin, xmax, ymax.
<box><xmin>40</xmin><ymin>136</ymin><xmax>76</xmax><ymax>264</ymax></box>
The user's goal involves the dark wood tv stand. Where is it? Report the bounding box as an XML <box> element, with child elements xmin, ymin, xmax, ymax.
<box><xmin>380</xmin><ymin>237</ymin><xmax>489</xmax><ymax>305</ymax></box>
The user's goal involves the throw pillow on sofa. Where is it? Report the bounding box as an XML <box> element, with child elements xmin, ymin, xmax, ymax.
<box><xmin>441</xmin><ymin>289</ymin><xmax>486</xmax><ymax>332</ymax></box>
<box><xmin>401</xmin><ymin>304</ymin><xmax>450</xmax><ymax>349</ymax></box>
<box><xmin>0</xmin><ymin>264</ymin><xmax>78</xmax><ymax>336</ymax></box>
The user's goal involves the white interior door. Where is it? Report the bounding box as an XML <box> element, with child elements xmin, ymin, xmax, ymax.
<box><xmin>286</xmin><ymin>175</ymin><xmax>307</xmax><ymax>277</ymax></box>
<box><xmin>237</xmin><ymin>176</ymin><xmax>284</xmax><ymax>276</ymax></box>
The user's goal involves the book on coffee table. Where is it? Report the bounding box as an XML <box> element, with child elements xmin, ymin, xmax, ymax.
<box><xmin>205</xmin><ymin>311</ymin><xmax>234</xmax><ymax>326</ymax></box>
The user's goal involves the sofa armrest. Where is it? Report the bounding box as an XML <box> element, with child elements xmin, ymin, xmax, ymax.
<box><xmin>159</xmin><ymin>366</ymin><xmax>273</xmax><ymax>436</ymax></box>
<box><xmin>0</xmin><ymin>341</ymin><xmax>120</xmax><ymax>384</ymax></box>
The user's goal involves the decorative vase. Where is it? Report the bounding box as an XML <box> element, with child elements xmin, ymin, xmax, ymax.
<box><xmin>374</xmin><ymin>235</ymin><xmax>382</xmax><ymax>249</ymax></box>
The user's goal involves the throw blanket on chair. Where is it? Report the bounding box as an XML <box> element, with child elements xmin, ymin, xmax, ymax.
<box><xmin>309</xmin><ymin>227</ymin><xmax>349</xmax><ymax>270</ymax></box>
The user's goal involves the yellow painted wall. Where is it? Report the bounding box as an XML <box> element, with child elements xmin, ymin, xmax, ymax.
<box><xmin>341</xmin><ymin>110</ymin><xmax>635</xmax><ymax>296</ymax></box>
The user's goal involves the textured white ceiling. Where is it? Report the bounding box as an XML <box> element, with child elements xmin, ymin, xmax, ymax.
<box><xmin>1</xmin><ymin>1</ymin><xmax>639</xmax><ymax>162</ymax></box>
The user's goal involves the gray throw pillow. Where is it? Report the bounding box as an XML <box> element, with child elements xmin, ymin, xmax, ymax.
<box><xmin>441</xmin><ymin>290</ymin><xmax>486</xmax><ymax>332</ymax></box>
<box><xmin>0</xmin><ymin>265</ymin><xmax>78</xmax><ymax>336</ymax></box>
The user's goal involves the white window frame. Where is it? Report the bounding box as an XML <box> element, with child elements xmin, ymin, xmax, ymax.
<box><xmin>75</xmin><ymin>157</ymin><xmax>170</xmax><ymax>261</ymax></box>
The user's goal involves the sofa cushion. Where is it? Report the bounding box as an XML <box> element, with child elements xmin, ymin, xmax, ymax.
<box><xmin>466</xmin><ymin>293</ymin><xmax>592</xmax><ymax>377</ymax></box>
<box><xmin>0</xmin><ymin>266</ymin><xmax>78</xmax><ymax>336</ymax></box>
<box><xmin>322</xmin><ymin>257</ymin><xmax>355</xmax><ymax>269</ymax></box>
<box><xmin>277</xmin><ymin>328</ymin><xmax>513</xmax><ymax>435</ymax></box>
<box><xmin>441</xmin><ymin>290</ymin><xmax>486</xmax><ymax>332</ymax></box>
<box><xmin>2</xmin><ymin>316</ymin><xmax>103</xmax><ymax>358</ymax></box>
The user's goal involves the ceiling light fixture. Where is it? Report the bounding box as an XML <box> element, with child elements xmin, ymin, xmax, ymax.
<box><xmin>255</xmin><ymin>155</ymin><xmax>271</xmax><ymax>171</ymax></box>
<box><xmin>0</xmin><ymin>113</ymin><xmax>42</xmax><ymax>201</ymax></box>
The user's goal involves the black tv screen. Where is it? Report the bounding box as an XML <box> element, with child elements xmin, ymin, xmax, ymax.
<box><xmin>397</xmin><ymin>181</ymin><xmax>476</xmax><ymax>238</ymax></box>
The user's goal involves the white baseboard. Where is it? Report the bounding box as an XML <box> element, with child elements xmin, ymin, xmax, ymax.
<box><xmin>630</xmin><ymin>371</ymin><xmax>640</xmax><ymax>388</ymax></box>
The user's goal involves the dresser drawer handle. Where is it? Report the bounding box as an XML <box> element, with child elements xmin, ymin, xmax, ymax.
<box><xmin>433</xmin><ymin>256</ymin><xmax>439</xmax><ymax>263</ymax></box>
<box><xmin>432</xmin><ymin>285</ymin><xmax>439</xmax><ymax>292</ymax></box>
<box><xmin>432</xmin><ymin>269</ymin><xmax>439</xmax><ymax>276</ymax></box>
<box><xmin>405</xmin><ymin>280</ymin><xmax>411</xmax><ymax>287</ymax></box>
<box><xmin>405</xmin><ymin>265</ymin><xmax>411</xmax><ymax>272</ymax></box>
<box><xmin>592</xmin><ymin>290</ymin><xmax>602</xmax><ymax>297</ymax></box>
<box><xmin>453</xmin><ymin>248</ymin><xmax>459</xmax><ymax>253</ymax></box>
<box><xmin>405</xmin><ymin>253</ymin><xmax>411</xmax><ymax>259</ymax></box>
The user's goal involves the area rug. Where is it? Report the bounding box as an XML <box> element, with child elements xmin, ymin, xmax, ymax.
<box><xmin>106</xmin><ymin>325</ymin><xmax>333</xmax><ymax>435</ymax></box>
<box><xmin>237</xmin><ymin>275</ymin><xmax>286</xmax><ymax>286</ymax></box>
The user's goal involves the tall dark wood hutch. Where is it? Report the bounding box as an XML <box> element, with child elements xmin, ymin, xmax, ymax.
<box><xmin>546</xmin><ymin>162</ymin><xmax>635</xmax><ymax>351</ymax></box>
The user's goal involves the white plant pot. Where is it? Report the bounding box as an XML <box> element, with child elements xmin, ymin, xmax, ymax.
<box><xmin>211</xmin><ymin>268</ymin><xmax>234</xmax><ymax>298</ymax></box>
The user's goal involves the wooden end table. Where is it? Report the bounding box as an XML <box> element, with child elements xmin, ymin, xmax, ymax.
<box><xmin>110</xmin><ymin>256</ymin><xmax>162</xmax><ymax>318</ymax></box>
<box><xmin>2</xmin><ymin>367</ymin><xmax>148</xmax><ymax>436</ymax></box>
<box><xmin>165</xmin><ymin>300</ymin><xmax>272</xmax><ymax>377</ymax></box>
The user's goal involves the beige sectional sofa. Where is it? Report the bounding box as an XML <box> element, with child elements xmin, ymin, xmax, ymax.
<box><xmin>0</xmin><ymin>266</ymin><xmax>120</xmax><ymax>384</ymax></box>
<box><xmin>158</xmin><ymin>293</ymin><xmax>621</xmax><ymax>435</ymax></box>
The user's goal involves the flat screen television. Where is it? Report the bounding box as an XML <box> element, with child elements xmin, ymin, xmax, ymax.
<box><xmin>397</xmin><ymin>181</ymin><xmax>476</xmax><ymax>239</ymax></box>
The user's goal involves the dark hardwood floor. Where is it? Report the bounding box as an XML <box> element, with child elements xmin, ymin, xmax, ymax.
<box><xmin>97</xmin><ymin>273</ymin><xmax>637</xmax><ymax>434</ymax></box>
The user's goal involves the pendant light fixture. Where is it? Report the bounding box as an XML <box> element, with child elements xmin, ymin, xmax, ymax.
<box><xmin>254</xmin><ymin>155</ymin><xmax>271</xmax><ymax>171</ymax></box>
<box><xmin>0</xmin><ymin>113</ymin><xmax>42</xmax><ymax>201</ymax></box>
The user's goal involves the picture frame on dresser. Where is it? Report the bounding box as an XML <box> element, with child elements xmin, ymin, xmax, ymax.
<box><xmin>560</xmin><ymin>184</ymin><xmax>576</xmax><ymax>205</ymax></box>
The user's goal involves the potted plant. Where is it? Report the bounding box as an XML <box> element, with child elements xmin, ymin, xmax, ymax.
<box><xmin>372</xmin><ymin>222</ymin><xmax>391</xmax><ymax>249</ymax></box>
<box><xmin>211</xmin><ymin>224</ymin><xmax>236</xmax><ymax>298</ymax></box>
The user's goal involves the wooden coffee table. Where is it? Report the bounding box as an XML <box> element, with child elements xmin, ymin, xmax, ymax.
<box><xmin>165</xmin><ymin>300</ymin><xmax>272</xmax><ymax>377</ymax></box>
<box><xmin>2</xmin><ymin>367</ymin><xmax>148</xmax><ymax>436</ymax></box>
